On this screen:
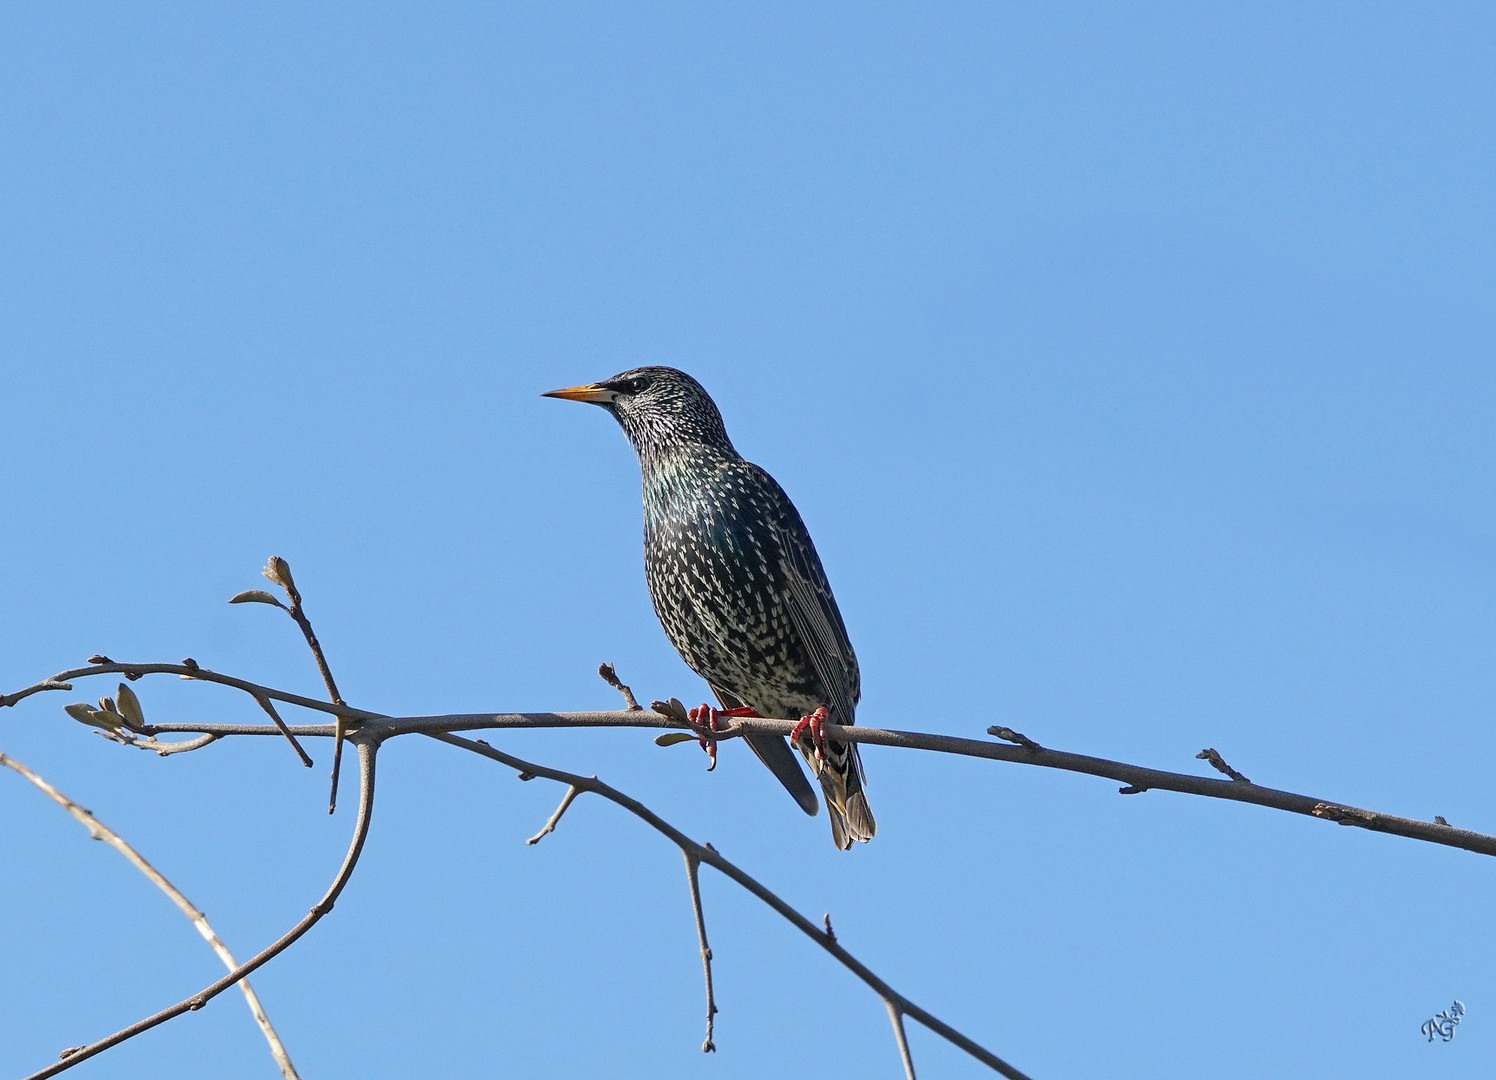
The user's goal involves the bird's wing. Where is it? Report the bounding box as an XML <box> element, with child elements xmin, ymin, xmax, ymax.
<box><xmin>750</xmin><ymin>465</ymin><xmax>861</xmax><ymax>728</ymax></box>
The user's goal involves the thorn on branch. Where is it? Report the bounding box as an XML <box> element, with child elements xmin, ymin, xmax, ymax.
<box><xmin>87</xmin><ymin>655</ymin><xmax>110</xmax><ymax>665</ymax></box>
<box><xmin>1197</xmin><ymin>748</ymin><xmax>1251</xmax><ymax>784</ymax></box>
<box><xmin>987</xmin><ymin>725</ymin><xmax>1041</xmax><ymax>750</ymax></box>
<box><xmin>598</xmin><ymin>663</ymin><xmax>643</xmax><ymax>711</ymax></box>
<box><xmin>1118</xmin><ymin>784</ymin><xmax>1147</xmax><ymax>795</ymax></box>
<box><xmin>823</xmin><ymin>913</ymin><xmax>836</xmax><ymax>942</ymax></box>
<box><xmin>516</xmin><ymin>770</ymin><xmax>536</xmax><ymax>781</ymax></box>
<box><xmin>1435</xmin><ymin>815</ymin><xmax>1450</xmax><ymax>826</ymax></box>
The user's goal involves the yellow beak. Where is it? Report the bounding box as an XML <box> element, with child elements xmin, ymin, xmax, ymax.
<box><xmin>542</xmin><ymin>383</ymin><xmax>617</xmax><ymax>404</ymax></box>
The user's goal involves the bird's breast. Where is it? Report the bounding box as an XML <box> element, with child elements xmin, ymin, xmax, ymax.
<box><xmin>638</xmin><ymin>461</ymin><xmax>822</xmax><ymax>713</ymax></box>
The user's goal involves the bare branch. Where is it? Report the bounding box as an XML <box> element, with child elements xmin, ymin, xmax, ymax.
<box><xmin>0</xmin><ymin>751</ymin><xmax>301</xmax><ymax>1079</ymax></box>
<box><xmin>34</xmin><ymin>678</ymin><xmax>1494</xmax><ymax>860</ymax></box>
<box><xmin>1</xmin><ymin>660</ymin><xmax>377</xmax><ymax>722</ymax></box>
<box><xmin>11</xmin><ymin>649</ymin><xmax>1496</xmax><ymax>1076</ymax></box>
<box><xmin>323</xmin><ymin>710</ymin><xmax>1492</xmax><ymax>860</ymax></box>
<box><xmin>73</xmin><ymin>713</ymin><xmax>226</xmax><ymax>757</ymax></box>
<box><xmin>0</xmin><ymin>677</ymin><xmax>72</xmax><ymax>708</ymax></box>
<box><xmin>125</xmin><ymin>731</ymin><xmax>223</xmax><ymax>756</ymax></box>
<box><xmin>683</xmin><ymin>853</ymin><xmax>717</xmax><ymax>1053</ymax></box>
<box><xmin>23</xmin><ymin>738</ymin><xmax>381</xmax><ymax>1080</ymax></box>
<box><xmin>525</xmin><ymin>784</ymin><xmax>582</xmax><ymax>845</ymax></box>
<box><xmin>424</xmin><ymin>731</ymin><xmax>1033</xmax><ymax>1080</ymax></box>
<box><xmin>886</xmin><ymin>1000</ymin><xmax>917</xmax><ymax>1080</ymax></box>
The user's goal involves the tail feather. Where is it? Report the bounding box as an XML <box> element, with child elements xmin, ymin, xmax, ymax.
<box><xmin>843</xmin><ymin>790</ymin><xmax>877</xmax><ymax>844</ymax></box>
<box><xmin>799</xmin><ymin>734</ymin><xmax>875</xmax><ymax>850</ymax></box>
<box><xmin>742</xmin><ymin>732</ymin><xmax>820</xmax><ymax>816</ymax></box>
<box><xmin>827</xmin><ymin>799</ymin><xmax>851</xmax><ymax>850</ymax></box>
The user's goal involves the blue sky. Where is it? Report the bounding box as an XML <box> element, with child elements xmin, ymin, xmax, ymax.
<box><xmin>2</xmin><ymin>3</ymin><xmax>1493</xmax><ymax>1077</ymax></box>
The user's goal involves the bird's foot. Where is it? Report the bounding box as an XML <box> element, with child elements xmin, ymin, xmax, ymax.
<box><xmin>789</xmin><ymin>706</ymin><xmax>830</xmax><ymax>761</ymax></box>
<box><xmin>686</xmin><ymin>705</ymin><xmax>757</xmax><ymax>771</ymax></box>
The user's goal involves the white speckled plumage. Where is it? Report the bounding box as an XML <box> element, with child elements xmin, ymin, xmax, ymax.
<box><xmin>547</xmin><ymin>366</ymin><xmax>875</xmax><ymax>849</ymax></box>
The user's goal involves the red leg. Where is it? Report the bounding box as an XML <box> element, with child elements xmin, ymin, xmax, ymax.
<box><xmin>686</xmin><ymin>705</ymin><xmax>759</xmax><ymax>772</ymax></box>
<box><xmin>789</xmin><ymin>706</ymin><xmax>830</xmax><ymax>761</ymax></box>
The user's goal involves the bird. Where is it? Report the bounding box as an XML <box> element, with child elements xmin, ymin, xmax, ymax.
<box><xmin>544</xmin><ymin>367</ymin><xmax>875</xmax><ymax>849</ymax></box>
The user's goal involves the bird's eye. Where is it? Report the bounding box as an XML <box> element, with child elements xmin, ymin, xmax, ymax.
<box><xmin>623</xmin><ymin>378</ymin><xmax>649</xmax><ymax>395</ymax></box>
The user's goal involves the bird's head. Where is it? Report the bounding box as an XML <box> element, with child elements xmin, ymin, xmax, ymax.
<box><xmin>543</xmin><ymin>366</ymin><xmax>735</xmax><ymax>457</ymax></box>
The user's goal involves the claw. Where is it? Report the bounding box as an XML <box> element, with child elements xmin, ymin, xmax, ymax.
<box><xmin>685</xmin><ymin>704</ymin><xmax>759</xmax><ymax>772</ymax></box>
<box><xmin>789</xmin><ymin>706</ymin><xmax>830</xmax><ymax>761</ymax></box>
<box><xmin>687</xmin><ymin>704</ymin><xmax>723</xmax><ymax>770</ymax></box>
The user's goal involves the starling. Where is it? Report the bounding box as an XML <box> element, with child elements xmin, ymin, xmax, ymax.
<box><xmin>545</xmin><ymin>367</ymin><xmax>875</xmax><ymax>849</ymax></box>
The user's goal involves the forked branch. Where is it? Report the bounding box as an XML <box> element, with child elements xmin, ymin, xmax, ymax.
<box><xmin>22</xmin><ymin>738</ymin><xmax>381</xmax><ymax>1080</ymax></box>
<box><xmin>7</xmin><ymin>645</ymin><xmax>1494</xmax><ymax>1078</ymax></box>
<box><xmin>0</xmin><ymin>752</ymin><xmax>301</xmax><ymax>1079</ymax></box>
<box><xmin>426</xmin><ymin>730</ymin><xmax>1033</xmax><ymax>1080</ymax></box>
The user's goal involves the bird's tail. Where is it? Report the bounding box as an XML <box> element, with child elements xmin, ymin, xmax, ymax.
<box><xmin>800</xmin><ymin>736</ymin><xmax>875</xmax><ymax>850</ymax></box>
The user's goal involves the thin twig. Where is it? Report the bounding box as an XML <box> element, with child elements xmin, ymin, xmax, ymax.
<box><xmin>23</xmin><ymin>738</ymin><xmax>381</xmax><ymax>1080</ymax></box>
<box><xmin>426</xmin><ymin>731</ymin><xmax>1033</xmax><ymax>1080</ymax></box>
<box><xmin>1197</xmin><ymin>747</ymin><xmax>1250</xmax><ymax>784</ymax></box>
<box><xmin>262</xmin><ymin>557</ymin><xmax>349</xmax><ymax>812</ymax></box>
<box><xmin>254</xmin><ymin>695</ymin><xmax>314</xmax><ymax>768</ymax></box>
<box><xmin>598</xmin><ymin>663</ymin><xmax>643</xmax><ymax>710</ymax></box>
<box><xmin>988</xmin><ymin>725</ymin><xmax>1042</xmax><ymax>750</ymax></box>
<box><xmin>0</xmin><ymin>752</ymin><xmax>302</xmax><ymax>1080</ymax></box>
<box><xmin>526</xmin><ymin>784</ymin><xmax>582</xmax><ymax>845</ymax></box>
<box><xmin>886</xmin><ymin>1000</ymin><xmax>917</xmax><ymax>1080</ymax></box>
<box><xmin>683</xmin><ymin>853</ymin><xmax>718</xmax><ymax>1052</ymax></box>
<box><xmin>149</xmin><ymin>732</ymin><xmax>222</xmax><ymax>755</ymax></box>
<box><xmin>96</xmin><ymin>729</ymin><xmax>223</xmax><ymax>756</ymax></box>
